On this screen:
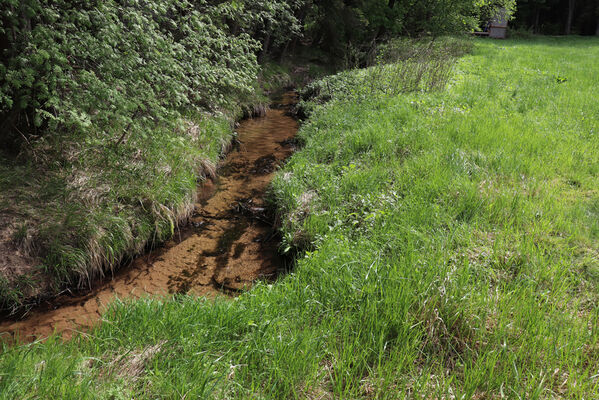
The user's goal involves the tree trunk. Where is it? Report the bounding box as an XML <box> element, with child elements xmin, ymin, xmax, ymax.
<box><xmin>388</xmin><ymin>0</ymin><xmax>396</xmax><ymax>9</ymax></box>
<box><xmin>533</xmin><ymin>8</ymin><xmax>540</xmax><ymax>34</ymax></box>
<box><xmin>565</xmin><ymin>0</ymin><xmax>575</xmax><ymax>35</ymax></box>
<box><xmin>596</xmin><ymin>17</ymin><xmax>599</xmax><ymax>35</ymax></box>
<box><xmin>279</xmin><ymin>40</ymin><xmax>290</xmax><ymax>62</ymax></box>
<box><xmin>260</xmin><ymin>32</ymin><xmax>271</xmax><ymax>62</ymax></box>
<box><xmin>259</xmin><ymin>21</ymin><xmax>271</xmax><ymax>62</ymax></box>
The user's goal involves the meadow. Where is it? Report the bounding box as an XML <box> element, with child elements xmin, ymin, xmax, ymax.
<box><xmin>1</xmin><ymin>37</ymin><xmax>598</xmax><ymax>399</ymax></box>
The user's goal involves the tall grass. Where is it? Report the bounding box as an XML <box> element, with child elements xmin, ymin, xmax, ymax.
<box><xmin>0</xmin><ymin>111</ymin><xmax>236</xmax><ymax>312</ymax></box>
<box><xmin>299</xmin><ymin>37</ymin><xmax>473</xmax><ymax>114</ymax></box>
<box><xmin>1</xmin><ymin>37</ymin><xmax>598</xmax><ymax>399</ymax></box>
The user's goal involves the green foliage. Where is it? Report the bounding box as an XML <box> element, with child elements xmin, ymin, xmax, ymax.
<box><xmin>214</xmin><ymin>0</ymin><xmax>304</xmax><ymax>53</ymax></box>
<box><xmin>0</xmin><ymin>0</ymin><xmax>261</xmax><ymax>150</ymax></box>
<box><xmin>0</xmin><ymin>0</ymin><xmax>297</xmax><ymax>306</ymax></box>
<box><xmin>1</xmin><ymin>37</ymin><xmax>598</xmax><ymax>399</ymax></box>
<box><xmin>297</xmin><ymin>0</ymin><xmax>515</xmax><ymax>59</ymax></box>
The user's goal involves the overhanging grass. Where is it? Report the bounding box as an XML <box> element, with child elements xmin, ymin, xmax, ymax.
<box><xmin>1</xmin><ymin>37</ymin><xmax>598</xmax><ymax>399</ymax></box>
<box><xmin>0</xmin><ymin>111</ymin><xmax>235</xmax><ymax>310</ymax></box>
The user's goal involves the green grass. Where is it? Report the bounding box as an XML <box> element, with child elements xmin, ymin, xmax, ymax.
<box><xmin>0</xmin><ymin>111</ymin><xmax>235</xmax><ymax>310</ymax></box>
<box><xmin>0</xmin><ymin>52</ymin><xmax>321</xmax><ymax>311</ymax></box>
<box><xmin>1</xmin><ymin>37</ymin><xmax>598</xmax><ymax>399</ymax></box>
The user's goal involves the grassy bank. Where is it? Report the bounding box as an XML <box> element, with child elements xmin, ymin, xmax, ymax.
<box><xmin>0</xmin><ymin>109</ymin><xmax>239</xmax><ymax>310</ymax></box>
<box><xmin>0</xmin><ymin>0</ymin><xmax>280</xmax><ymax>312</ymax></box>
<box><xmin>1</xmin><ymin>37</ymin><xmax>598</xmax><ymax>399</ymax></box>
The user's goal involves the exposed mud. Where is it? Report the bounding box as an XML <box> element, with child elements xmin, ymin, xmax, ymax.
<box><xmin>0</xmin><ymin>92</ymin><xmax>299</xmax><ymax>343</ymax></box>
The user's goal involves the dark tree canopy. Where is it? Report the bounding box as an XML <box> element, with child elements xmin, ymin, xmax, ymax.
<box><xmin>512</xmin><ymin>0</ymin><xmax>599</xmax><ymax>35</ymax></box>
<box><xmin>293</xmin><ymin>0</ymin><xmax>515</xmax><ymax>57</ymax></box>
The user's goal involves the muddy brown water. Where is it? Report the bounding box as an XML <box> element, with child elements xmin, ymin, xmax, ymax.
<box><xmin>0</xmin><ymin>92</ymin><xmax>299</xmax><ymax>343</ymax></box>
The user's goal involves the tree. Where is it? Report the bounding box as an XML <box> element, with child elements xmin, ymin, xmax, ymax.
<box><xmin>566</xmin><ymin>0</ymin><xmax>576</xmax><ymax>34</ymax></box>
<box><xmin>513</xmin><ymin>0</ymin><xmax>598</xmax><ymax>35</ymax></box>
<box><xmin>299</xmin><ymin>0</ymin><xmax>515</xmax><ymax>59</ymax></box>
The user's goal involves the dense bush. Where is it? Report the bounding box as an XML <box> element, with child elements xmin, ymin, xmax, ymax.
<box><xmin>0</xmin><ymin>0</ymin><xmax>515</xmax><ymax>154</ymax></box>
<box><xmin>0</xmin><ymin>0</ymin><xmax>265</xmax><ymax>154</ymax></box>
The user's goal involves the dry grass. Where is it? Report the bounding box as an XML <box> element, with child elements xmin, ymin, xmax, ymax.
<box><xmin>109</xmin><ymin>341</ymin><xmax>166</xmax><ymax>382</ymax></box>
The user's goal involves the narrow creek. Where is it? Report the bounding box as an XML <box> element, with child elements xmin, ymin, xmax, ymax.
<box><xmin>0</xmin><ymin>91</ymin><xmax>299</xmax><ymax>343</ymax></box>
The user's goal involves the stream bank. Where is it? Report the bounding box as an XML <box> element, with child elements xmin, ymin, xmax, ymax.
<box><xmin>0</xmin><ymin>92</ymin><xmax>299</xmax><ymax>343</ymax></box>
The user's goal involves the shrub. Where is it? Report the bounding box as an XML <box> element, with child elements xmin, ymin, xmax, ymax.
<box><xmin>0</xmin><ymin>0</ymin><xmax>262</xmax><ymax>154</ymax></box>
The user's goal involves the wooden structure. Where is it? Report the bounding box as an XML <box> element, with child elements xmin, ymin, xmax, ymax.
<box><xmin>473</xmin><ymin>8</ymin><xmax>508</xmax><ymax>39</ymax></box>
<box><xmin>489</xmin><ymin>8</ymin><xmax>508</xmax><ymax>39</ymax></box>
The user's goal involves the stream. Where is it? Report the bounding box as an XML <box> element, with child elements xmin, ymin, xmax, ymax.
<box><xmin>0</xmin><ymin>92</ymin><xmax>299</xmax><ymax>343</ymax></box>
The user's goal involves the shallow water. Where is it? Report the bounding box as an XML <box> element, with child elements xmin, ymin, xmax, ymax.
<box><xmin>0</xmin><ymin>92</ymin><xmax>299</xmax><ymax>343</ymax></box>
